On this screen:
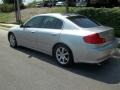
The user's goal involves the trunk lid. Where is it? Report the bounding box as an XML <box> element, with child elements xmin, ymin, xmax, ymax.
<box><xmin>85</xmin><ymin>26</ymin><xmax>115</xmax><ymax>43</ymax></box>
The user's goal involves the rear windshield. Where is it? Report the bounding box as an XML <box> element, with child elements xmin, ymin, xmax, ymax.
<box><xmin>68</xmin><ymin>16</ymin><xmax>100</xmax><ymax>28</ymax></box>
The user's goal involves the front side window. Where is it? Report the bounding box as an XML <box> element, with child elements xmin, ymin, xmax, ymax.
<box><xmin>25</xmin><ymin>16</ymin><xmax>44</xmax><ymax>28</ymax></box>
<box><xmin>68</xmin><ymin>16</ymin><xmax>100</xmax><ymax>28</ymax></box>
<box><xmin>41</xmin><ymin>16</ymin><xmax>63</xmax><ymax>29</ymax></box>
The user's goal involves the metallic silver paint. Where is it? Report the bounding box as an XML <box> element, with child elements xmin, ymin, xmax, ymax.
<box><xmin>8</xmin><ymin>13</ymin><xmax>118</xmax><ymax>64</ymax></box>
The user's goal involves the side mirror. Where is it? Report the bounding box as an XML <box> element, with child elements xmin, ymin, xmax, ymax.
<box><xmin>20</xmin><ymin>24</ymin><xmax>31</xmax><ymax>28</ymax></box>
<box><xmin>20</xmin><ymin>24</ymin><xmax>24</xmax><ymax>28</ymax></box>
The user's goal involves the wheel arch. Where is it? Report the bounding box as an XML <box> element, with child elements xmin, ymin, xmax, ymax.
<box><xmin>52</xmin><ymin>42</ymin><xmax>73</xmax><ymax>59</ymax></box>
<box><xmin>8</xmin><ymin>32</ymin><xmax>14</xmax><ymax>40</ymax></box>
<box><xmin>8</xmin><ymin>31</ymin><xmax>18</xmax><ymax>47</ymax></box>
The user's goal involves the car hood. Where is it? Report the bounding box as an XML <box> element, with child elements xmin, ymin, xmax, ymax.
<box><xmin>9</xmin><ymin>25</ymin><xmax>20</xmax><ymax>31</ymax></box>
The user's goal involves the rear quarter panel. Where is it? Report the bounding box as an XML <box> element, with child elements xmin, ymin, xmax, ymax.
<box><xmin>59</xmin><ymin>30</ymin><xmax>90</xmax><ymax>63</ymax></box>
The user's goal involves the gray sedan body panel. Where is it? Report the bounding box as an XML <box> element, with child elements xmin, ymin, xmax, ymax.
<box><xmin>8</xmin><ymin>13</ymin><xmax>118</xmax><ymax>64</ymax></box>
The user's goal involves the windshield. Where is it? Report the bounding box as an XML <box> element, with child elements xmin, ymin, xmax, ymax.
<box><xmin>68</xmin><ymin>16</ymin><xmax>100</xmax><ymax>28</ymax></box>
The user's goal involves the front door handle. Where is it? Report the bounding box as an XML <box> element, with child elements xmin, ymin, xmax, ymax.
<box><xmin>31</xmin><ymin>31</ymin><xmax>36</xmax><ymax>33</ymax></box>
<box><xmin>51</xmin><ymin>33</ymin><xmax>57</xmax><ymax>36</ymax></box>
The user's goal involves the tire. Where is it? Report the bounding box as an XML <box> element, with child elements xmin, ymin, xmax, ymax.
<box><xmin>53</xmin><ymin>44</ymin><xmax>73</xmax><ymax>66</ymax></box>
<box><xmin>8</xmin><ymin>33</ymin><xmax>17</xmax><ymax>48</ymax></box>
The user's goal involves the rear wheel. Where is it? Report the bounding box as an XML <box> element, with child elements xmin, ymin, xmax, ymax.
<box><xmin>54</xmin><ymin>44</ymin><xmax>73</xmax><ymax>66</ymax></box>
<box><xmin>9</xmin><ymin>33</ymin><xmax>17</xmax><ymax>48</ymax></box>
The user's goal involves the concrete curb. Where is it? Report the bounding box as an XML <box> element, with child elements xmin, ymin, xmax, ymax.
<box><xmin>0</xmin><ymin>27</ymin><xmax>9</xmax><ymax>31</ymax></box>
<box><xmin>0</xmin><ymin>23</ymin><xmax>19</xmax><ymax>31</ymax></box>
<box><xmin>0</xmin><ymin>23</ymin><xmax>19</xmax><ymax>28</ymax></box>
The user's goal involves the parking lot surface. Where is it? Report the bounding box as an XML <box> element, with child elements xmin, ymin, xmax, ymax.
<box><xmin>0</xmin><ymin>29</ymin><xmax>120</xmax><ymax>90</ymax></box>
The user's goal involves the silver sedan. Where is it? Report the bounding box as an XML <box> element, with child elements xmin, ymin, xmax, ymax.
<box><xmin>8</xmin><ymin>13</ymin><xmax>118</xmax><ymax>66</ymax></box>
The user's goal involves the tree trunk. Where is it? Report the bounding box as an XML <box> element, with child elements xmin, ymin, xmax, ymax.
<box><xmin>65</xmin><ymin>0</ymin><xmax>69</xmax><ymax>13</ymax></box>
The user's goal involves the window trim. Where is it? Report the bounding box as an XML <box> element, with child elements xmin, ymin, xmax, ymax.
<box><xmin>67</xmin><ymin>16</ymin><xmax>101</xmax><ymax>28</ymax></box>
<box><xmin>40</xmin><ymin>16</ymin><xmax>64</xmax><ymax>30</ymax></box>
<box><xmin>22</xmin><ymin>15</ymin><xmax>65</xmax><ymax>30</ymax></box>
<box><xmin>23</xmin><ymin>16</ymin><xmax>45</xmax><ymax>28</ymax></box>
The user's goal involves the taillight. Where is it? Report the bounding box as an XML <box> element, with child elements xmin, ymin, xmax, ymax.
<box><xmin>83</xmin><ymin>33</ymin><xmax>106</xmax><ymax>44</ymax></box>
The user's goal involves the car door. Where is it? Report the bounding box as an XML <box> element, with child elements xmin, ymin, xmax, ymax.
<box><xmin>36</xmin><ymin>16</ymin><xmax>63</xmax><ymax>54</ymax></box>
<box><xmin>20</xmin><ymin>16</ymin><xmax>44</xmax><ymax>49</ymax></box>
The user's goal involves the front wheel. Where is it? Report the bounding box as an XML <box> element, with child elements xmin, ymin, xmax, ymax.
<box><xmin>8</xmin><ymin>33</ymin><xmax>17</xmax><ymax>48</ymax></box>
<box><xmin>54</xmin><ymin>45</ymin><xmax>73</xmax><ymax>66</ymax></box>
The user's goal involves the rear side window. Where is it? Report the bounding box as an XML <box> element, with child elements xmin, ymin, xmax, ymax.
<box><xmin>41</xmin><ymin>16</ymin><xmax>63</xmax><ymax>29</ymax></box>
<box><xmin>68</xmin><ymin>16</ymin><xmax>100</xmax><ymax>28</ymax></box>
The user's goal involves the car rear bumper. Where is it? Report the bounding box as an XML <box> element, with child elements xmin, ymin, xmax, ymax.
<box><xmin>75</xmin><ymin>39</ymin><xmax>118</xmax><ymax>64</ymax></box>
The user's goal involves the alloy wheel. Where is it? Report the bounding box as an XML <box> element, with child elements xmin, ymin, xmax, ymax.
<box><xmin>9</xmin><ymin>34</ymin><xmax>17</xmax><ymax>47</ymax></box>
<box><xmin>56</xmin><ymin>47</ymin><xmax>70</xmax><ymax>65</ymax></box>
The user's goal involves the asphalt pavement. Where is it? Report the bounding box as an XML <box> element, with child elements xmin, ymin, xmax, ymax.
<box><xmin>0</xmin><ymin>29</ymin><xmax>120</xmax><ymax>90</ymax></box>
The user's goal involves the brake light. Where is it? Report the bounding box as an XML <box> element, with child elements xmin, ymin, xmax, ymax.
<box><xmin>83</xmin><ymin>33</ymin><xmax>106</xmax><ymax>44</ymax></box>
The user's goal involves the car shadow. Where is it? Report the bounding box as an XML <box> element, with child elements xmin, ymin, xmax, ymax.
<box><xmin>15</xmin><ymin>46</ymin><xmax>120</xmax><ymax>84</ymax></box>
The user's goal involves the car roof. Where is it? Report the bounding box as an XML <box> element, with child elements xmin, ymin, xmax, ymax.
<box><xmin>36</xmin><ymin>13</ymin><xmax>84</xmax><ymax>18</ymax></box>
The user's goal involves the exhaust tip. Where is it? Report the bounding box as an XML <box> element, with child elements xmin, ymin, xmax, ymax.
<box><xmin>111</xmin><ymin>48</ymin><xmax>120</xmax><ymax>59</ymax></box>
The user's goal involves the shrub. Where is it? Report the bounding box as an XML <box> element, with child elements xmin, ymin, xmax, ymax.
<box><xmin>70</xmin><ymin>7</ymin><xmax>120</xmax><ymax>37</ymax></box>
<box><xmin>27</xmin><ymin>1</ymin><xmax>36</xmax><ymax>8</ymax></box>
<box><xmin>0</xmin><ymin>4</ymin><xmax>14</xmax><ymax>12</ymax></box>
<box><xmin>0</xmin><ymin>4</ymin><xmax>26</xmax><ymax>12</ymax></box>
<box><xmin>20</xmin><ymin>4</ymin><xmax>26</xmax><ymax>9</ymax></box>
